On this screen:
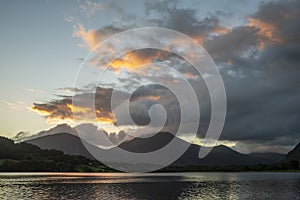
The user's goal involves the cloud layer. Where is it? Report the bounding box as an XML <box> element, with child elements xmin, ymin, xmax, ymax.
<box><xmin>34</xmin><ymin>0</ymin><xmax>300</xmax><ymax>153</ymax></box>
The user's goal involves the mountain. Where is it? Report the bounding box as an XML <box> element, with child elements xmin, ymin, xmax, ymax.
<box><xmin>26</xmin><ymin>133</ymin><xmax>96</xmax><ymax>159</ymax></box>
<box><xmin>0</xmin><ymin>136</ymin><xmax>111</xmax><ymax>172</ymax></box>
<box><xmin>118</xmin><ymin>132</ymin><xmax>282</xmax><ymax>166</ymax></box>
<box><xmin>280</xmin><ymin>143</ymin><xmax>300</xmax><ymax>170</ymax></box>
<box><xmin>249</xmin><ymin>153</ymin><xmax>285</xmax><ymax>163</ymax></box>
<box><xmin>285</xmin><ymin>143</ymin><xmax>300</xmax><ymax>161</ymax></box>
<box><xmin>13</xmin><ymin>124</ymin><xmax>77</xmax><ymax>143</ymax></box>
<box><xmin>118</xmin><ymin>132</ymin><xmax>174</xmax><ymax>153</ymax></box>
<box><xmin>25</xmin><ymin>130</ymin><xmax>283</xmax><ymax>168</ymax></box>
<box><xmin>20</xmin><ymin>124</ymin><xmax>77</xmax><ymax>142</ymax></box>
<box><xmin>24</xmin><ymin>123</ymin><xmax>126</xmax><ymax>159</ymax></box>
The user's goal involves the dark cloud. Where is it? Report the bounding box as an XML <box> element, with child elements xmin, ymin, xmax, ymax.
<box><xmin>144</xmin><ymin>1</ymin><xmax>229</xmax><ymax>43</ymax></box>
<box><xmin>33</xmin><ymin>98</ymin><xmax>73</xmax><ymax>120</ymax></box>
<box><xmin>203</xmin><ymin>0</ymin><xmax>300</xmax><ymax>152</ymax></box>
<box><xmin>33</xmin><ymin>88</ymin><xmax>114</xmax><ymax>123</ymax></box>
<box><xmin>204</xmin><ymin>26</ymin><xmax>260</xmax><ymax>63</ymax></box>
<box><xmin>13</xmin><ymin>131</ymin><xmax>31</xmax><ymax>142</ymax></box>
<box><xmin>253</xmin><ymin>0</ymin><xmax>300</xmax><ymax>42</ymax></box>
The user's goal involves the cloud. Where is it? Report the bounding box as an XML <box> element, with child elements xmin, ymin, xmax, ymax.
<box><xmin>27</xmin><ymin>88</ymin><xmax>45</xmax><ymax>93</ymax></box>
<box><xmin>73</xmin><ymin>24</ymin><xmax>100</xmax><ymax>50</ymax></box>
<box><xmin>73</xmin><ymin>0</ymin><xmax>230</xmax><ymax>51</ymax></box>
<box><xmin>64</xmin><ymin>15</ymin><xmax>74</xmax><ymax>23</ymax></box>
<box><xmin>1</xmin><ymin>99</ymin><xmax>31</xmax><ymax>111</ymax></box>
<box><xmin>108</xmin><ymin>49</ymin><xmax>171</xmax><ymax>72</ymax></box>
<box><xmin>73</xmin><ymin>23</ymin><xmax>125</xmax><ymax>50</ymax></box>
<box><xmin>75</xmin><ymin>123</ymin><xmax>127</xmax><ymax>147</ymax></box>
<box><xmin>13</xmin><ymin>131</ymin><xmax>31</xmax><ymax>142</ymax></box>
<box><xmin>201</xmin><ymin>0</ymin><xmax>300</xmax><ymax>153</ymax></box>
<box><xmin>144</xmin><ymin>2</ymin><xmax>231</xmax><ymax>44</ymax></box>
<box><xmin>79</xmin><ymin>0</ymin><xmax>124</xmax><ymax>18</ymax></box>
<box><xmin>32</xmin><ymin>88</ymin><xmax>115</xmax><ymax>125</ymax></box>
<box><xmin>32</xmin><ymin>85</ymin><xmax>177</xmax><ymax>130</ymax></box>
<box><xmin>246</xmin><ymin>17</ymin><xmax>283</xmax><ymax>50</ymax></box>
<box><xmin>36</xmin><ymin>0</ymin><xmax>300</xmax><ymax>153</ymax></box>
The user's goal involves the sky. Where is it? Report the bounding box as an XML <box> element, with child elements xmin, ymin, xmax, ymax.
<box><xmin>0</xmin><ymin>0</ymin><xmax>300</xmax><ymax>154</ymax></box>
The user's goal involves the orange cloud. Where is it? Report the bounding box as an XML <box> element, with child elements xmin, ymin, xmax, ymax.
<box><xmin>132</xmin><ymin>95</ymin><xmax>161</xmax><ymax>101</ymax></box>
<box><xmin>31</xmin><ymin>107</ymin><xmax>52</xmax><ymax>116</ymax></box>
<box><xmin>192</xmin><ymin>36</ymin><xmax>205</xmax><ymax>45</ymax></box>
<box><xmin>32</xmin><ymin>99</ymin><xmax>115</xmax><ymax>126</ymax></box>
<box><xmin>67</xmin><ymin>103</ymin><xmax>91</xmax><ymax>115</ymax></box>
<box><xmin>194</xmin><ymin>25</ymin><xmax>231</xmax><ymax>44</ymax></box>
<box><xmin>212</xmin><ymin>26</ymin><xmax>231</xmax><ymax>35</ymax></box>
<box><xmin>109</xmin><ymin>52</ymin><xmax>151</xmax><ymax>71</ymax></box>
<box><xmin>96</xmin><ymin>117</ymin><xmax>115</xmax><ymax>124</ymax></box>
<box><xmin>73</xmin><ymin>24</ymin><xmax>100</xmax><ymax>50</ymax></box>
<box><xmin>183</xmin><ymin>72</ymin><xmax>200</xmax><ymax>80</ymax></box>
<box><xmin>247</xmin><ymin>18</ymin><xmax>283</xmax><ymax>50</ymax></box>
<box><xmin>108</xmin><ymin>50</ymin><xmax>169</xmax><ymax>72</ymax></box>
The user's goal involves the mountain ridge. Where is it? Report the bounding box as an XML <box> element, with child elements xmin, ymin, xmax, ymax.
<box><xmin>25</xmin><ymin>131</ymin><xmax>284</xmax><ymax>167</ymax></box>
<box><xmin>285</xmin><ymin>143</ymin><xmax>300</xmax><ymax>161</ymax></box>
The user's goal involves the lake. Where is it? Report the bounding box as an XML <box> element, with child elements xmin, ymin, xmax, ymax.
<box><xmin>0</xmin><ymin>172</ymin><xmax>299</xmax><ymax>199</ymax></box>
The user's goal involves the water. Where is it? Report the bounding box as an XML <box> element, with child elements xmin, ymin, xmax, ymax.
<box><xmin>0</xmin><ymin>172</ymin><xmax>299</xmax><ymax>200</ymax></box>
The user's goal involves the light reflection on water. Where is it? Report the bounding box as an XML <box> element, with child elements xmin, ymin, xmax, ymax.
<box><xmin>0</xmin><ymin>172</ymin><xmax>299</xmax><ymax>200</ymax></box>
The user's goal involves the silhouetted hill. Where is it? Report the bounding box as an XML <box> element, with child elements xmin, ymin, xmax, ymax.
<box><xmin>118</xmin><ymin>132</ymin><xmax>281</xmax><ymax>166</ymax></box>
<box><xmin>279</xmin><ymin>143</ymin><xmax>300</xmax><ymax>170</ymax></box>
<box><xmin>249</xmin><ymin>153</ymin><xmax>285</xmax><ymax>163</ymax></box>
<box><xmin>14</xmin><ymin>124</ymin><xmax>76</xmax><ymax>142</ymax></box>
<box><xmin>118</xmin><ymin>132</ymin><xmax>175</xmax><ymax>153</ymax></box>
<box><xmin>24</xmin><ymin>130</ymin><xmax>286</xmax><ymax>169</ymax></box>
<box><xmin>286</xmin><ymin>143</ymin><xmax>300</xmax><ymax>161</ymax></box>
<box><xmin>0</xmin><ymin>136</ymin><xmax>110</xmax><ymax>172</ymax></box>
<box><xmin>26</xmin><ymin>133</ymin><xmax>96</xmax><ymax>159</ymax></box>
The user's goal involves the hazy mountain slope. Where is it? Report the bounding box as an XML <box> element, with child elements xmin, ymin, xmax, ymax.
<box><xmin>285</xmin><ymin>143</ymin><xmax>300</xmax><ymax>161</ymax></box>
<box><xmin>26</xmin><ymin>133</ymin><xmax>96</xmax><ymax>159</ymax></box>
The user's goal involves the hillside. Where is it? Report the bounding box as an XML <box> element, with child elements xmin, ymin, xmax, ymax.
<box><xmin>281</xmin><ymin>143</ymin><xmax>300</xmax><ymax>170</ymax></box>
<box><xmin>0</xmin><ymin>136</ymin><xmax>112</xmax><ymax>172</ymax></box>
<box><xmin>119</xmin><ymin>132</ymin><xmax>282</xmax><ymax>167</ymax></box>
<box><xmin>23</xmin><ymin>130</ymin><xmax>292</xmax><ymax>171</ymax></box>
<box><xmin>26</xmin><ymin>133</ymin><xmax>96</xmax><ymax>159</ymax></box>
<box><xmin>286</xmin><ymin>143</ymin><xmax>300</xmax><ymax>161</ymax></box>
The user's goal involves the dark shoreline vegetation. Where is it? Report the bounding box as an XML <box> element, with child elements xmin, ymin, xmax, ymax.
<box><xmin>0</xmin><ymin>136</ymin><xmax>115</xmax><ymax>172</ymax></box>
<box><xmin>0</xmin><ymin>136</ymin><xmax>299</xmax><ymax>172</ymax></box>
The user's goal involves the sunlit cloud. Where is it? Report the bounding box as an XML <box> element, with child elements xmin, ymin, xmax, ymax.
<box><xmin>108</xmin><ymin>50</ymin><xmax>170</xmax><ymax>72</ymax></box>
<box><xmin>246</xmin><ymin>17</ymin><xmax>283</xmax><ymax>50</ymax></box>
<box><xmin>29</xmin><ymin>0</ymin><xmax>300</xmax><ymax>154</ymax></box>
<box><xmin>32</xmin><ymin>101</ymin><xmax>116</xmax><ymax>128</ymax></box>
<box><xmin>212</xmin><ymin>26</ymin><xmax>231</xmax><ymax>35</ymax></box>
<box><xmin>73</xmin><ymin>23</ymin><xmax>100</xmax><ymax>50</ymax></box>
<box><xmin>179</xmin><ymin>135</ymin><xmax>237</xmax><ymax>148</ymax></box>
